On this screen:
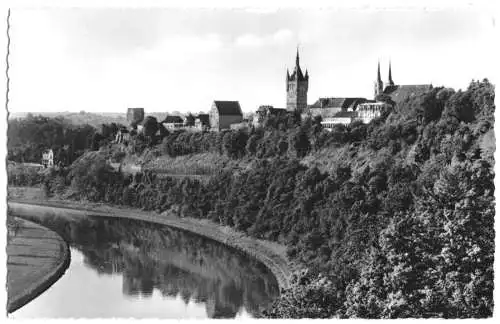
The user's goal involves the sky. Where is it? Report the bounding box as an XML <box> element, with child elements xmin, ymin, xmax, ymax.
<box><xmin>7</xmin><ymin>5</ymin><xmax>498</xmax><ymax>114</ymax></box>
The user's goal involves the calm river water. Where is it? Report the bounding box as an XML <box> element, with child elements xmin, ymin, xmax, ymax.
<box><xmin>9</xmin><ymin>210</ymin><xmax>279</xmax><ymax>318</ymax></box>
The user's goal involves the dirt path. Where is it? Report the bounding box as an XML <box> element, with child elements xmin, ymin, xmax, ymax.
<box><xmin>8</xmin><ymin>199</ymin><xmax>293</xmax><ymax>291</ymax></box>
<box><xmin>6</xmin><ymin>217</ymin><xmax>70</xmax><ymax>313</ymax></box>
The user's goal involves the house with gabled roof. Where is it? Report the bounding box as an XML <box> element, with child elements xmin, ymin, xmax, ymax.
<box><xmin>162</xmin><ymin>115</ymin><xmax>186</xmax><ymax>130</ymax></box>
<box><xmin>209</xmin><ymin>101</ymin><xmax>243</xmax><ymax>130</ymax></box>
<box><xmin>41</xmin><ymin>149</ymin><xmax>54</xmax><ymax>168</ymax></box>
<box><xmin>195</xmin><ymin>114</ymin><xmax>210</xmax><ymax>131</ymax></box>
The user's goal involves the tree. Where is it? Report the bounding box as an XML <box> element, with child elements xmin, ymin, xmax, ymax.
<box><xmin>375</xmin><ymin>94</ymin><xmax>395</xmax><ymax>106</ymax></box>
<box><xmin>143</xmin><ymin>116</ymin><xmax>159</xmax><ymax>138</ymax></box>
<box><xmin>223</xmin><ymin>130</ymin><xmax>249</xmax><ymax>159</ymax></box>
<box><xmin>264</xmin><ymin>270</ymin><xmax>341</xmax><ymax>318</ymax></box>
<box><xmin>289</xmin><ymin>128</ymin><xmax>310</xmax><ymax>158</ymax></box>
<box><xmin>185</xmin><ymin>113</ymin><xmax>195</xmax><ymax>127</ymax></box>
<box><xmin>245</xmin><ymin>133</ymin><xmax>260</xmax><ymax>155</ymax></box>
<box><xmin>344</xmin><ymin>158</ymin><xmax>494</xmax><ymax>318</ymax></box>
<box><xmin>349</xmin><ymin>120</ymin><xmax>368</xmax><ymax>142</ymax></box>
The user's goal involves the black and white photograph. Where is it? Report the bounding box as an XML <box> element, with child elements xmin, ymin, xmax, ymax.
<box><xmin>3</xmin><ymin>0</ymin><xmax>497</xmax><ymax>319</ymax></box>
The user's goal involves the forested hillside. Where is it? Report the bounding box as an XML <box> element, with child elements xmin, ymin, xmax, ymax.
<box><xmin>7</xmin><ymin>79</ymin><xmax>495</xmax><ymax>318</ymax></box>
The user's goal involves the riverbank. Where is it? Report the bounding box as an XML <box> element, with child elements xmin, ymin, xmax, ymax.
<box><xmin>8</xmin><ymin>187</ymin><xmax>293</xmax><ymax>290</ymax></box>
<box><xmin>6</xmin><ymin>216</ymin><xmax>70</xmax><ymax>313</ymax></box>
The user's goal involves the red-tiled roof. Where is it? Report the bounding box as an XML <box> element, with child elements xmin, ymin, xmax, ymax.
<box><xmin>213</xmin><ymin>101</ymin><xmax>243</xmax><ymax>116</ymax></box>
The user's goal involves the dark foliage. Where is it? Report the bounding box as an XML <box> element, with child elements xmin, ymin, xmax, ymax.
<box><xmin>7</xmin><ymin>115</ymin><xmax>98</xmax><ymax>165</ymax></box>
<box><xmin>33</xmin><ymin>80</ymin><xmax>495</xmax><ymax>318</ymax></box>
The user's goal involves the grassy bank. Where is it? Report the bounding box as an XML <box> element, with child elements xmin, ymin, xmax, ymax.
<box><xmin>6</xmin><ymin>217</ymin><xmax>70</xmax><ymax>313</ymax></box>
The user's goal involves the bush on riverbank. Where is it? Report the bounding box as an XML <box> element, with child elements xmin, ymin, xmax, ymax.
<box><xmin>7</xmin><ymin>163</ymin><xmax>44</xmax><ymax>186</ymax></box>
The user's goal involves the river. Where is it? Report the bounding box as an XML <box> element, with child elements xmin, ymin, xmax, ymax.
<box><xmin>8</xmin><ymin>210</ymin><xmax>279</xmax><ymax>318</ymax></box>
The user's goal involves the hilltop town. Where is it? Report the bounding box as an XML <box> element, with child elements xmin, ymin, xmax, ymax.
<box><xmin>8</xmin><ymin>48</ymin><xmax>438</xmax><ymax>171</ymax></box>
<box><xmin>114</xmin><ymin>49</ymin><xmax>433</xmax><ymax>140</ymax></box>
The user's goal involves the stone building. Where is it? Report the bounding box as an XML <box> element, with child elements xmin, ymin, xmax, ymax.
<box><xmin>115</xmin><ymin>128</ymin><xmax>131</xmax><ymax>144</ymax></box>
<box><xmin>209</xmin><ymin>101</ymin><xmax>243</xmax><ymax>130</ymax></box>
<box><xmin>162</xmin><ymin>115</ymin><xmax>185</xmax><ymax>130</ymax></box>
<box><xmin>286</xmin><ymin>49</ymin><xmax>309</xmax><ymax>112</ymax></box>
<box><xmin>41</xmin><ymin>149</ymin><xmax>54</xmax><ymax>168</ymax></box>
<box><xmin>230</xmin><ymin>119</ymin><xmax>251</xmax><ymax>130</ymax></box>
<box><xmin>308</xmin><ymin>97</ymin><xmax>367</xmax><ymax>119</ymax></box>
<box><xmin>195</xmin><ymin>114</ymin><xmax>210</xmax><ymax>131</ymax></box>
<box><xmin>374</xmin><ymin>61</ymin><xmax>433</xmax><ymax>104</ymax></box>
<box><xmin>253</xmin><ymin>105</ymin><xmax>287</xmax><ymax>127</ymax></box>
<box><xmin>357</xmin><ymin>102</ymin><xmax>392</xmax><ymax>123</ymax></box>
<box><xmin>321</xmin><ymin>111</ymin><xmax>358</xmax><ymax>128</ymax></box>
<box><xmin>127</xmin><ymin>108</ymin><xmax>145</xmax><ymax>127</ymax></box>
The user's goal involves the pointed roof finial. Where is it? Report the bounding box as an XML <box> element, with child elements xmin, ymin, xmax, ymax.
<box><xmin>296</xmin><ymin>45</ymin><xmax>300</xmax><ymax>67</ymax></box>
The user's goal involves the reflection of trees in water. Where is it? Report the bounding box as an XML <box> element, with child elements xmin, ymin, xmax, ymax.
<box><xmin>19</xmin><ymin>211</ymin><xmax>279</xmax><ymax>318</ymax></box>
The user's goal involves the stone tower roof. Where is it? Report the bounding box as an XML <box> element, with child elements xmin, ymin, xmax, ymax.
<box><xmin>288</xmin><ymin>48</ymin><xmax>309</xmax><ymax>82</ymax></box>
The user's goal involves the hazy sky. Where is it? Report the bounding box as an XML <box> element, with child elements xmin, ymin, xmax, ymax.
<box><xmin>8</xmin><ymin>7</ymin><xmax>497</xmax><ymax>114</ymax></box>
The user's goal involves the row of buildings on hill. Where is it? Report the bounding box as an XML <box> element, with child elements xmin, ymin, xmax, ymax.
<box><xmin>119</xmin><ymin>49</ymin><xmax>433</xmax><ymax>135</ymax></box>
<box><xmin>256</xmin><ymin>49</ymin><xmax>433</xmax><ymax>129</ymax></box>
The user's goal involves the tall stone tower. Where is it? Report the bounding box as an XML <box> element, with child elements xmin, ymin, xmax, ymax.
<box><xmin>286</xmin><ymin>49</ymin><xmax>309</xmax><ymax>112</ymax></box>
<box><xmin>374</xmin><ymin>61</ymin><xmax>384</xmax><ymax>99</ymax></box>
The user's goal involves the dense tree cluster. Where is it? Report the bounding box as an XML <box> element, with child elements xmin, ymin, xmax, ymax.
<box><xmin>7</xmin><ymin>163</ymin><xmax>44</xmax><ymax>186</ymax></box>
<box><xmin>7</xmin><ymin>114</ymin><xmax>128</xmax><ymax>166</ymax></box>
<box><xmin>15</xmin><ymin>79</ymin><xmax>495</xmax><ymax>318</ymax></box>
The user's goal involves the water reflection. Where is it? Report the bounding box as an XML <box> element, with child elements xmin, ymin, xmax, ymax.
<box><xmin>12</xmin><ymin>211</ymin><xmax>279</xmax><ymax>318</ymax></box>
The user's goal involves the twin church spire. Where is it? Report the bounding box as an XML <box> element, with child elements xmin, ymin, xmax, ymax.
<box><xmin>375</xmin><ymin>60</ymin><xmax>395</xmax><ymax>98</ymax></box>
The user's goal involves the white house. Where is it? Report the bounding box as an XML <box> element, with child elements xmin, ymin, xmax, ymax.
<box><xmin>357</xmin><ymin>102</ymin><xmax>391</xmax><ymax>124</ymax></box>
<box><xmin>41</xmin><ymin>149</ymin><xmax>54</xmax><ymax>168</ymax></box>
<box><xmin>321</xmin><ymin>111</ymin><xmax>358</xmax><ymax>128</ymax></box>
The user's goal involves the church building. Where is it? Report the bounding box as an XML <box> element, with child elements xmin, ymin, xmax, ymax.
<box><xmin>374</xmin><ymin>61</ymin><xmax>433</xmax><ymax>104</ymax></box>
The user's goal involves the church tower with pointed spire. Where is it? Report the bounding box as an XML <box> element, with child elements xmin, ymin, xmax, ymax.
<box><xmin>386</xmin><ymin>61</ymin><xmax>395</xmax><ymax>87</ymax></box>
<box><xmin>374</xmin><ymin>61</ymin><xmax>384</xmax><ymax>98</ymax></box>
<box><xmin>286</xmin><ymin>48</ymin><xmax>309</xmax><ymax>112</ymax></box>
